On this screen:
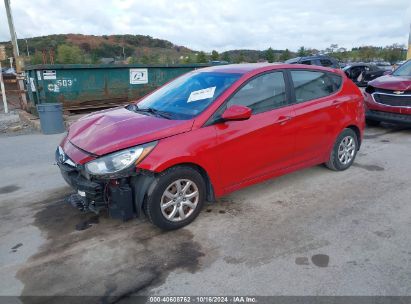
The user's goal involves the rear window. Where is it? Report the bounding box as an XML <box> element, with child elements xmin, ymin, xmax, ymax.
<box><xmin>291</xmin><ymin>70</ymin><xmax>341</xmax><ymax>103</ymax></box>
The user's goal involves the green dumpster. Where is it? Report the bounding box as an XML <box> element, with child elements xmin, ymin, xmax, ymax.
<box><xmin>25</xmin><ymin>63</ymin><xmax>215</xmax><ymax>113</ymax></box>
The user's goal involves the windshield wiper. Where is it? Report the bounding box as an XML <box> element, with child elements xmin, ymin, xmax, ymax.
<box><xmin>127</xmin><ymin>105</ymin><xmax>174</xmax><ymax>119</ymax></box>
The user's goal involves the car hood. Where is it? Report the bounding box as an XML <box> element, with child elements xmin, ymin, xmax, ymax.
<box><xmin>68</xmin><ymin>107</ymin><xmax>193</xmax><ymax>156</ymax></box>
<box><xmin>369</xmin><ymin>75</ymin><xmax>411</xmax><ymax>91</ymax></box>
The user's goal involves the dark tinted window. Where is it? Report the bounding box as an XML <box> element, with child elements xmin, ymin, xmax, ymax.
<box><xmin>227</xmin><ymin>72</ymin><xmax>287</xmax><ymax>114</ymax></box>
<box><xmin>320</xmin><ymin>59</ymin><xmax>333</xmax><ymax>67</ymax></box>
<box><xmin>291</xmin><ymin>70</ymin><xmax>338</xmax><ymax>103</ymax></box>
<box><xmin>328</xmin><ymin>73</ymin><xmax>342</xmax><ymax>90</ymax></box>
<box><xmin>300</xmin><ymin>60</ymin><xmax>312</xmax><ymax>65</ymax></box>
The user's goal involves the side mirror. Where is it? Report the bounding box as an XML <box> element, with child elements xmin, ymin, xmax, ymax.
<box><xmin>221</xmin><ymin>105</ymin><xmax>252</xmax><ymax>121</ymax></box>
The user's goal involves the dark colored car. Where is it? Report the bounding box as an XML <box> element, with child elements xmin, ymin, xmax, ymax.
<box><xmin>364</xmin><ymin>60</ymin><xmax>411</xmax><ymax>126</ymax></box>
<box><xmin>375</xmin><ymin>61</ymin><xmax>393</xmax><ymax>71</ymax></box>
<box><xmin>57</xmin><ymin>63</ymin><xmax>364</xmax><ymax>230</ymax></box>
<box><xmin>285</xmin><ymin>55</ymin><xmax>340</xmax><ymax>69</ymax></box>
<box><xmin>343</xmin><ymin>63</ymin><xmax>387</xmax><ymax>87</ymax></box>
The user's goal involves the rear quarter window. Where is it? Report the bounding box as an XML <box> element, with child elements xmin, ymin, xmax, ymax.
<box><xmin>328</xmin><ymin>73</ymin><xmax>342</xmax><ymax>91</ymax></box>
<box><xmin>291</xmin><ymin>70</ymin><xmax>341</xmax><ymax>103</ymax></box>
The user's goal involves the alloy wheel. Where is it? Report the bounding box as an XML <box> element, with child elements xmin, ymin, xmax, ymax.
<box><xmin>337</xmin><ymin>135</ymin><xmax>356</xmax><ymax>165</ymax></box>
<box><xmin>160</xmin><ymin>179</ymin><xmax>199</xmax><ymax>222</ymax></box>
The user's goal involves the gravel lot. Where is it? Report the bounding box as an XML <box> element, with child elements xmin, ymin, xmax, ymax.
<box><xmin>0</xmin><ymin>112</ymin><xmax>37</xmax><ymax>137</ymax></box>
<box><xmin>0</xmin><ymin>124</ymin><xmax>410</xmax><ymax>302</ymax></box>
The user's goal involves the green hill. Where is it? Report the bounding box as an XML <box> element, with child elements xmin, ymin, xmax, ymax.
<box><xmin>0</xmin><ymin>34</ymin><xmax>197</xmax><ymax>65</ymax></box>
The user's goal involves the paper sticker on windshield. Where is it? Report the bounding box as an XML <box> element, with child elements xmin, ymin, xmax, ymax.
<box><xmin>187</xmin><ymin>87</ymin><xmax>216</xmax><ymax>103</ymax></box>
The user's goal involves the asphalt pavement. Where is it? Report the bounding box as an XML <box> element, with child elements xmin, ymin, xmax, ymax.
<box><xmin>0</xmin><ymin>124</ymin><xmax>410</xmax><ymax>302</ymax></box>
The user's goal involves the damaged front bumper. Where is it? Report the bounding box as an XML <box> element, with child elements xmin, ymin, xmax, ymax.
<box><xmin>56</xmin><ymin>147</ymin><xmax>155</xmax><ymax>221</ymax></box>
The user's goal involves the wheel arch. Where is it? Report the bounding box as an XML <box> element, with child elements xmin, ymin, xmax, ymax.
<box><xmin>346</xmin><ymin>124</ymin><xmax>362</xmax><ymax>148</ymax></box>
<box><xmin>164</xmin><ymin>162</ymin><xmax>216</xmax><ymax>202</ymax></box>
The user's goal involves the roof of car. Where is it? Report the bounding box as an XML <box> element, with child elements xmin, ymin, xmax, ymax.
<box><xmin>201</xmin><ymin>63</ymin><xmax>281</xmax><ymax>73</ymax></box>
<box><xmin>200</xmin><ymin>62</ymin><xmax>341</xmax><ymax>75</ymax></box>
<box><xmin>285</xmin><ymin>55</ymin><xmax>335</xmax><ymax>63</ymax></box>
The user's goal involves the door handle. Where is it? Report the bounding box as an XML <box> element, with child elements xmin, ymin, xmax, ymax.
<box><xmin>276</xmin><ymin>115</ymin><xmax>292</xmax><ymax>125</ymax></box>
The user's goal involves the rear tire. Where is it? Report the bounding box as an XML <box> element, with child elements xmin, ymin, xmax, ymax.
<box><xmin>326</xmin><ymin>128</ymin><xmax>358</xmax><ymax>171</ymax></box>
<box><xmin>366</xmin><ymin>119</ymin><xmax>380</xmax><ymax>127</ymax></box>
<box><xmin>144</xmin><ymin>166</ymin><xmax>206</xmax><ymax>230</ymax></box>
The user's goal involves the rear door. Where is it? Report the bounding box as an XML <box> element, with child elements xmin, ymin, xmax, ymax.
<box><xmin>288</xmin><ymin>69</ymin><xmax>343</xmax><ymax>163</ymax></box>
<box><xmin>213</xmin><ymin>71</ymin><xmax>297</xmax><ymax>190</ymax></box>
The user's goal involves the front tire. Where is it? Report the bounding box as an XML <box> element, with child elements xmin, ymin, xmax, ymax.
<box><xmin>144</xmin><ymin>166</ymin><xmax>206</xmax><ymax>230</ymax></box>
<box><xmin>326</xmin><ymin>128</ymin><xmax>358</xmax><ymax>171</ymax></box>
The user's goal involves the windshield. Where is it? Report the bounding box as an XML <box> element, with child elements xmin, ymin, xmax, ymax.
<box><xmin>393</xmin><ymin>60</ymin><xmax>411</xmax><ymax>77</ymax></box>
<box><xmin>135</xmin><ymin>71</ymin><xmax>242</xmax><ymax>120</ymax></box>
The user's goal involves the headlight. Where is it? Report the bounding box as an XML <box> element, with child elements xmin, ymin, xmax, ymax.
<box><xmin>85</xmin><ymin>141</ymin><xmax>157</xmax><ymax>176</ymax></box>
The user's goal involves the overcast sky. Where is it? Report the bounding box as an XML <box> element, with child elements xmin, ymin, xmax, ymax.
<box><xmin>1</xmin><ymin>0</ymin><xmax>410</xmax><ymax>52</ymax></box>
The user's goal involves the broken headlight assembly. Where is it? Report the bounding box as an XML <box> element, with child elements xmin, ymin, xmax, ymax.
<box><xmin>85</xmin><ymin>141</ymin><xmax>157</xmax><ymax>177</ymax></box>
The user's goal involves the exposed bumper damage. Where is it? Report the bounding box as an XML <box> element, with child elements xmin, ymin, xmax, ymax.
<box><xmin>56</xmin><ymin>147</ymin><xmax>155</xmax><ymax>221</ymax></box>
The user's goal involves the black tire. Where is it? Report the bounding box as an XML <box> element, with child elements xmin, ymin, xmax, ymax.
<box><xmin>366</xmin><ymin>119</ymin><xmax>380</xmax><ymax>127</ymax></box>
<box><xmin>326</xmin><ymin>128</ymin><xmax>358</xmax><ymax>171</ymax></box>
<box><xmin>144</xmin><ymin>166</ymin><xmax>206</xmax><ymax>230</ymax></box>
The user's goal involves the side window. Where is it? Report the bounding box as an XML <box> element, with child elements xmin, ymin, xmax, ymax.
<box><xmin>291</xmin><ymin>70</ymin><xmax>337</xmax><ymax>103</ymax></box>
<box><xmin>320</xmin><ymin>59</ymin><xmax>333</xmax><ymax>67</ymax></box>
<box><xmin>300</xmin><ymin>60</ymin><xmax>312</xmax><ymax>65</ymax></box>
<box><xmin>227</xmin><ymin>72</ymin><xmax>287</xmax><ymax>114</ymax></box>
<box><xmin>328</xmin><ymin>73</ymin><xmax>342</xmax><ymax>91</ymax></box>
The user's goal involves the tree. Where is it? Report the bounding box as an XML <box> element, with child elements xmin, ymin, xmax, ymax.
<box><xmin>382</xmin><ymin>43</ymin><xmax>406</xmax><ymax>63</ymax></box>
<box><xmin>196</xmin><ymin>51</ymin><xmax>207</xmax><ymax>63</ymax></box>
<box><xmin>297</xmin><ymin>46</ymin><xmax>308</xmax><ymax>57</ymax></box>
<box><xmin>211</xmin><ymin>50</ymin><xmax>219</xmax><ymax>61</ymax></box>
<box><xmin>30</xmin><ymin>51</ymin><xmax>44</xmax><ymax>64</ymax></box>
<box><xmin>183</xmin><ymin>56</ymin><xmax>192</xmax><ymax>64</ymax></box>
<box><xmin>265</xmin><ymin>47</ymin><xmax>274</xmax><ymax>63</ymax></box>
<box><xmin>221</xmin><ymin>52</ymin><xmax>231</xmax><ymax>62</ymax></box>
<box><xmin>358</xmin><ymin>46</ymin><xmax>378</xmax><ymax>62</ymax></box>
<box><xmin>279</xmin><ymin>49</ymin><xmax>291</xmax><ymax>61</ymax></box>
<box><xmin>235</xmin><ymin>52</ymin><xmax>245</xmax><ymax>63</ymax></box>
<box><xmin>56</xmin><ymin>44</ymin><xmax>83</xmax><ymax>64</ymax></box>
<box><xmin>329</xmin><ymin>44</ymin><xmax>338</xmax><ymax>53</ymax></box>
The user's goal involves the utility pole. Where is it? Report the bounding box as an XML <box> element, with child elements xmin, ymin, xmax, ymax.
<box><xmin>4</xmin><ymin>0</ymin><xmax>28</xmax><ymax>110</ymax></box>
<box><xmin>407</xmin><ymin>23</ymin><xmax>411</xmax><ymax>60</ymax></box>
<box><xmin>25</xmin><ymin>38</ymin><xmax>29</xmax><ymax>56</ymax></box>
<box><xmin>4</xmin><ymin>0</ymin><xmax>19</xmax><ymax>57</ymax></box>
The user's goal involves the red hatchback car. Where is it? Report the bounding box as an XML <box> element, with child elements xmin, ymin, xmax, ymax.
<box><xmin>57</xmin><ymin>63</ymin><xmax>365</xmax><ymax>230</ymax></box>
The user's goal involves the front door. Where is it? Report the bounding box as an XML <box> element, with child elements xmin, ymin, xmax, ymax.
<box><xmin>213</xmin><ymin>71</ymin><xmax>297</xmax><ymax>190</ymax></box>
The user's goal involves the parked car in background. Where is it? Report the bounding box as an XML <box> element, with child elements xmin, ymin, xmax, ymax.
<box><xmin>375</xmin><ymin>61</ymin><xmax>393</xmax><ymax>71</ymax></box>
<box><xmin>343</xmin><ymin>63</ymin><xmax>387</xmax><ymax>87</ymax></box>
<box><xmin>57</xmin><ymin>63</ymin><xmax>364</xmax><ymax>230</ymax></box>
<box><xmin>364</xmin><ymin>60</ymin><xmax>411</xmax><ymax>126</ymax></box>
<box><xmin>395</xmin><ymin>60</ymin><xmax>406</xmax><ymax>66</ymax></box>
<box><xmin>339</xmin><ymin>62</ymin><xmax>349</xmax><ymax>68</ymax></box>
<box><xmin>285</xmin><ymin>55</ymin><xmax>340</xmax><ymax>69</ymax></box>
